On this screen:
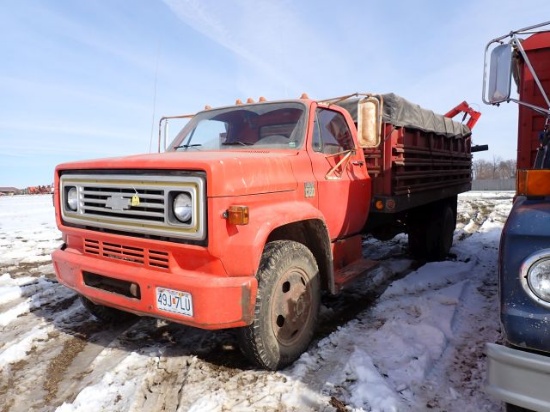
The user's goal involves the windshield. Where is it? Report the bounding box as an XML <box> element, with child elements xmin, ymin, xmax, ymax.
<box><xmin>168</xmin><ymin>102</ymin><xmax>307</xmax><ymax>151</ymax></box>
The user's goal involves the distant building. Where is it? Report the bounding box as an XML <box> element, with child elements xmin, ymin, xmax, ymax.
<box><xmin>25</xmin><ymin>185</ymin><xmax>53</xmax><ymax>194</ymax></box>
<box><xmin>0</xmin><ymin>187</ymin><xmax>20</xmax><ymax>196</ymax></box>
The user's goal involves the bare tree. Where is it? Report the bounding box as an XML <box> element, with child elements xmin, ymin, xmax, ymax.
<box><xmin>472</xmin><ymin>158</ymin><xmax>516</xmax><ymax>180</ymax></box>
<box><xmin>491</xmin><ymin>156</ymin><xmax>502</xmax><ymax>179</ymax></box>
<box><xmin>503</xmin><ymin>159</ymin><xmax>516</xmax><ymax>178</ymax></box>
<box><xmin>473</xmin><ymin>159</ymin><xmax>492</xmax><ymax>179</ymax></box>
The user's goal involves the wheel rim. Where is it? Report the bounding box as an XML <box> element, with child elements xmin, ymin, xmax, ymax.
<box><xmin>270</xmin><ymin>267</ymin><xmax>313</xmax><ymax>346</ymax></box>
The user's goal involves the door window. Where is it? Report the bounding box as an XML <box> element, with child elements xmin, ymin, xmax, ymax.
<box><xmin>312</xmin><ymin>109</ymin><xmax>354</xmax><ymax>154</ymax></box>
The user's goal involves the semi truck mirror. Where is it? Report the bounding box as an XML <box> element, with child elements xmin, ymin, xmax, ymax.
<box><xmin>487</xmin><ymin>44</ymin><xmax>513</xmax><ymax>104</ymax></box>
<box><xmin>357</xmin><ymin>96</ymin><xmax>381</xmax><ymax>148</ymax></box>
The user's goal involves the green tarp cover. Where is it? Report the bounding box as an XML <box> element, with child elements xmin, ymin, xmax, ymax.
<box><xmin>335</xmin><ymin>93</ymin><xmax>472</xmax><ymax>138</ymax></box>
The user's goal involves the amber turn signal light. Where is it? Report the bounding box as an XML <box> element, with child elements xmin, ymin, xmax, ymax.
<box><xmin>517</xmin><ymin>169</ymin><xmax>550</xmax><ymax>196</ymax></box>
<box><xmin>226</xmin><ymin>205</ymin><xmax>249</xmax><ymax>225</ymax></box>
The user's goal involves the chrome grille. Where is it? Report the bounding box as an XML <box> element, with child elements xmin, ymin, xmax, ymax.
<box><xmin>80</xmin><ymin>186</ymin><xmax>165</xmax><ymax>222</ymax></box>
<box><xmin>60</xmin><ymin>174</ymin><xmax>206</xmax><ymax>241</ymax></box>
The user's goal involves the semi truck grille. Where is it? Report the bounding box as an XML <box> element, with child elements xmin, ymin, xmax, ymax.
<box><xmin>84</xmin><ymin>238</ymin><xmax>170</xmax><ymax>269</ymax></box>
<box><xmin>59</xmin><ymin>174</ymin><xmax>206</xmax><ymax>241</ymax></box>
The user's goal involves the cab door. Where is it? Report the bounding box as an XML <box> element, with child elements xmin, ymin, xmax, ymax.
<box><xmin>307</xmin><ymin>105</ymin><xmax>371</xmax><ymax>240</ymax></box>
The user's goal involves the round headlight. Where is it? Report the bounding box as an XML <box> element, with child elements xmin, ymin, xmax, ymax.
<box><xmin>173</xmin><ymin>192</ymin><xmax>192</xmax><ymax>222</ymax></box>
<box><xmin>527</xmin><ymin>258</ymin><xmax>550</xmax><ymax>302</ymax></box>
<box><xmin>67</xmin><ymin>187</ymin><xmax>78</xmax><ymax>211</ymax></box>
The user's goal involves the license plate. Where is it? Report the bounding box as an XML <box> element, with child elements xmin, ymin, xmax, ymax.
<box><xmin>156</xmin><ymin>287</ymin><xmax>193</xmax><ymax>317</ymax></box>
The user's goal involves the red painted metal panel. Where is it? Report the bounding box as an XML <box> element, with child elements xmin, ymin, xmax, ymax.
<box><xmin>364</xmin><ymin>122</ymin><xmax>471</xmax><ymax>198</ymax></box>
<box><xmin>517</xmin><ymin>32</ymin><xmax>550</xmax><ymax>169</ymax></box>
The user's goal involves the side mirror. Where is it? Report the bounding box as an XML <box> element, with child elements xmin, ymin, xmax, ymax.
<box><xmin>486</xmin><ymin>44</ymin><xmax>513</xmax><ymax>104</ymax></box>
<box><xmin>357</xmin><ymin>96</ymin><xmax>381</xmax><ymax>148</ymax></box>
<box><xmin>157</xmin><ymin>114</ymin><xmax>194</xmax><ymax>153</ymax></box>
<box><xmin>158</xmin><ymin>117</ymin><xmax>169</xmax><ymax>153</ymax></box>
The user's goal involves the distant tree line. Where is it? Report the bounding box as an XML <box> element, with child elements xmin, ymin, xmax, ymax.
<box><xmin>472</xmin><ymin>156</ymin><xmax>516</xmax><ymax>180</ymax></box>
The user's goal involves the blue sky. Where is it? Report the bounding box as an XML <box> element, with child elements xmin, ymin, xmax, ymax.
<box><xmin>1</xmin><ymin>0</ymin><xmax>548</xmax><ymax>188</ymax></box>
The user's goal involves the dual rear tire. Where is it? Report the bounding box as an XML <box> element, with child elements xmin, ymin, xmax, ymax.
<box><xmin>408</xmin><ymin>198</ymin><xmax>457</xmax><ymax>261</ymax></box>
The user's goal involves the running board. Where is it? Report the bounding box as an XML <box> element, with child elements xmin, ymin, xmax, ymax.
<box><xmin>333</xmin><ymin>258</ymin><xmax>380</xmax><ymax>292</ymax></box>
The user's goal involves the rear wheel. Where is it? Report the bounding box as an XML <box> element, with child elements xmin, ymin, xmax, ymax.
<box><xmin>237</xmin><ymin>240</ymin><xmax>321</xmax><ymax>370</ymax></box>
<box><xmin>408</xmin><ymin>198</ymin><xmax>457</xmax><ymax>261</ymax></box>
<box><xmin>80</xmin><ymin>296</ymin><xmax>137</xmax><ymax>323</ymax></box>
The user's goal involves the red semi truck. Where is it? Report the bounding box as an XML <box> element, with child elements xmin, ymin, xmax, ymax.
<box><xmin>483</xmin><ymin>22</ymin><xmax>550</xmax><ymax>411</ymax></box>
<box><xmin>52</xmin><ymin>92</ymin><xmax>481</xmax><ymax>370</ymax></box>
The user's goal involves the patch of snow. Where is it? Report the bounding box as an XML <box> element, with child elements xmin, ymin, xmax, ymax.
<box><xmin>0</xmin><ymin>193</ymin><xmax>513</xmax><ymax>411</ymax></box>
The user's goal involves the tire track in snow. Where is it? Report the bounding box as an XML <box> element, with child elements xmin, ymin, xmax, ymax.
<box><xmin>412</xmin><ymin>209</ymin><xmax>503</xmax><ymax>411</ymax></box>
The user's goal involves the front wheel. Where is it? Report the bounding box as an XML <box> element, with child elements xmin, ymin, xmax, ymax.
<box><xmin>237</xmin><ymin>240</ymin><xmax>321</xmax><ymax>370</ymax></box>
<box><xmin>80</xmin><ymin>296</ymin><xmax>137</xmax><ymax>324</ymax></box>
<box><xmin>505</xmin><ymin>403</ymin><xmax>533</xmax><ymax>412</ymax></box>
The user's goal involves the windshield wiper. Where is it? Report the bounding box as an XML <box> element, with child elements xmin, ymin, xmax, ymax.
<box><xmin>222</xmin><ymin>141</ymin><xmax>252</xmax><ymax>146</ymax></box>
<box><xmin>174</xmin><ymin>144</ymin><xmax>202</xmax><ymax>150</ymax></box>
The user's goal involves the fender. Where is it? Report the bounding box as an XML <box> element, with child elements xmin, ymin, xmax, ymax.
<box><xmin>499</xmin><ymin>197</ymin><xmax>550</xmax><ymax>351</ymax></box>
<box><xmin>218</xmin><ymin>200</ymin><xmax>330</xmax><ymax>277</ymax></box>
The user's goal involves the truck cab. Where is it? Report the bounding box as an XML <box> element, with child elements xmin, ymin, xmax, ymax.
<box><xmin>483</xmin><ymin>21</ymin><xmax>550</xmax><ymax>411</ymax></box>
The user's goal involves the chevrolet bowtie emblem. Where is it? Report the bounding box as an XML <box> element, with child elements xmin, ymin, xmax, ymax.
<box><xmin>105</xmin><ymin>195</ymin><xmax>131</xmax><ymax>211</ymax></box>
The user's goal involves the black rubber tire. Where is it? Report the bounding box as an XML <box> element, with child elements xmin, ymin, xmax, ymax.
<box><xmin>408</xmin><ymin>200</ymin><xmax>456</xmax><ymax>261</ymax></box>
<box><xmin>80</xmin><ymin>295</ymin><xmax>137</xmax><ymax>323</ymax></box>
<box><xmin>505</xmin><ymin>403</ymin><xmax>533</xmax><ymax>412</ymax></box>
<box><xmin>438</xmin><ymin>205</ymin><xmax>456</xmax><ymax>258</ymax></box>
<box><xmin>407</xmin><ymin>212</ymin><xmax>428</xmax><ymax>260</ymax></box>
<box><xmin>237</xmin><ymin>240</ymin><xmax>321</xmax><ymax>370</ymax></box>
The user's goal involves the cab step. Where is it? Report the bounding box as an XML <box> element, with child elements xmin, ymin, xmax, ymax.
<box><xmin>333</xmin><ymin>258</ymin><xmax>380</xmax><ymax>291</ymax></box>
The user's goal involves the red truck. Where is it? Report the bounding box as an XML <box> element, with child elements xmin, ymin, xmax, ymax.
<box><xmin>52</xmin><ymin>92</ymin><xmax>481</xmax><ymax>370</ymax></box>
<box><xmin>483</xmin><ymin>21</ymin><xmax>550</xmax><ymax>411</ymax></box>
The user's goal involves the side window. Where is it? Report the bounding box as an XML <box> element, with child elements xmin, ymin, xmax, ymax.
<box><xmin>312</xmin><ymin>114</ymin><xmax>322</xmax><ymax>152</ymax></box>
<box><xmin>313</xmin><ymin>109</ymin><xmax>354</xmax><ymax>154</ymax></box>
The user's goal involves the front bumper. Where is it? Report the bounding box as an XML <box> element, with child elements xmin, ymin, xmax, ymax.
<box><xmin>486</xmin><ymin>343</ymin><xmax>550</xmax><ymax>411</ymax></box>
<box><xmin>52</xmin><ymin>245</ymin><xmax>257</xmax><ymax>330</ymax></box>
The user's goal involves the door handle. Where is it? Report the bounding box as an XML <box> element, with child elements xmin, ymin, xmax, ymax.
<box><xmin>352</xmin><ymin>161</ymin><xmax>364</xmax><ymax>166</ymax></box>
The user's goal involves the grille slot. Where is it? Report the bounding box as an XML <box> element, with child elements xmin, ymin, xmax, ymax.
<box><xmin>84</xmin><ymin>238</ymin><xmax>169</xmax><ymax>270</ymax></box>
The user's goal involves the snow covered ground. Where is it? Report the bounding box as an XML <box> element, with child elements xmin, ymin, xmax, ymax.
<box><xmin>0</xmin><ymin>192</ymin><xmax>513</xmax><ymax>412</ymax></box>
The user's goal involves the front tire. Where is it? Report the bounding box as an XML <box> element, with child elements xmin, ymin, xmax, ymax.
<box><xmin>80</xmin><ymin>296</ymin><xmax>137</xmax><ymax>323</ymax></box>
<box><xmin>505</xmin><ymin>403</ymin><xmax>533</xmax><ymax>412</ymax></box>
<box><xmin>237</xmin><ymin>240</ymin><xmax>321</xmax><ymax>370</ymax></box>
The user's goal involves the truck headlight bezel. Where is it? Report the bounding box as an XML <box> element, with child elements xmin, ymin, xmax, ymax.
<box><xmin>520</xmin><ymin>250</ymin><xmax>550</xmax><ymax>308</ymax></box>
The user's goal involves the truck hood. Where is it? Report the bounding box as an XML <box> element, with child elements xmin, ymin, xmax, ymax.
<box><xmin>56</xmin><ymin>151</ymin><xmax>299</xmax><ymax>197</ymax></box>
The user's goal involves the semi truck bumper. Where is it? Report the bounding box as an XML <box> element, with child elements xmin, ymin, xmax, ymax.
<box><xmin>52</xmin><ymin>245</ymin><xmax>258</xmax><ymax>330</ymax></box>
<box><xmin>486</xmin><ymin>343</ymin><xmax>550</xmax><ymax>411</ymax></box>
